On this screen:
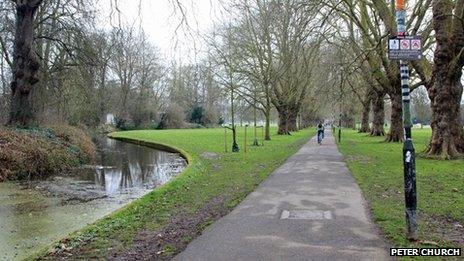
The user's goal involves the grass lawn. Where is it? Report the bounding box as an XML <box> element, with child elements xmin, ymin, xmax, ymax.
<box><xmin>337</xmin><ymin>129</ymin><xmax>464</xmax><ymax>251</ymax></box>
<box><xmin>37</xmin><ymin>127</ymin><xmax>313</xmax><ymax>259</ymax></box>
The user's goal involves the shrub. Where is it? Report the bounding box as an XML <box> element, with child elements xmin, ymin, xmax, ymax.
<box><xmin>218</xmin><ymin>117</ymin><xmax>225</xmax><ymax>126</ymax></box>
<box><xmin>157</xmin><ymin>104</ymin><xmax>186</xmax><ymax>129</ymax></box>
<box><xmin>0</xmin><ymin>125</ymin><xmax>96</xmax><ymax>181</ymax></box>
<box><xmin>114</xmin><ymin>116</ymin><xmax>127</xmax><ymax>130</ymax></box>
<box><xmin>187</xmin><ymin>106</ymin><xmax>219</xmax><ymax>127</ymax></box>
<box><xmin>188</xmin><ymin>106</ymin><xmax>205</xmax><ymax>124</ymax></box>
<box><xmin>113</xmin><ymin>116</ymin><xmax>137</xmax><ymax>130</ymax></box>
<box><xmin>47</xmin><ymin>125</ymin><xmax>97</xmax><ymax>163</ymax></box>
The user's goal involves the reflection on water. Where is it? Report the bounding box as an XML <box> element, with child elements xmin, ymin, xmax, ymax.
<box><xmin>78</xmin><ymin>137</ymin><xmax>186</xmax><ymax>196</ymax></box>
<box><xmin>0</xmin><ymin>137</ymin><xmax>186</xmax><ymax>260</ymax></box>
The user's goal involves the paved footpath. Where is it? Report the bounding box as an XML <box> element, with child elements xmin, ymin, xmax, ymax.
<box><xmin>175</xmin><ymin>131</ymin><xmax>391</xmax><ymax>261</ymax></box>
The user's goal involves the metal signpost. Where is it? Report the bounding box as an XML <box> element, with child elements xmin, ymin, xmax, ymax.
<box><xmin>391</xmin><ymin>0</ymin><xmax>419</xmax><ymax>241</ymax></box>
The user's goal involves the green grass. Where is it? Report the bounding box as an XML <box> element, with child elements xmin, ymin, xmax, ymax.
<box><xmin>337</xmin><ymin>129</ymin><xmax>464</xmax><ymax>252</ymax></box>
<box><xmin>36</xmin><ymin>127</ymin><xmax>313</xmax><ymax>259</ymax></box>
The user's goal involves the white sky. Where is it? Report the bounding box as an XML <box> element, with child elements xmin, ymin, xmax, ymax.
<box><xmin>98</xmin><ymin>0</ymin><xmax>222</xmax><ymax>64</ymax></box>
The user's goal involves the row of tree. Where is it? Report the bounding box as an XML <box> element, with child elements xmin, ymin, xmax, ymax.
<box><xmin>316</xmin><ymin>0</ymin><xmax>464</xmax><ymax>158</ymax></box>
<box><xmin>0</xmin><ymin>0</ymin><xmax>229</xmax><ymax>129</ymax></box>
<box><xmin>1</xmin><ymin>0</ymin><xmax>463</xmax><ymax>158</ymax></box>
<box><xmin>0</xmin><ymin>0</ymin><xmax>327</xmax><ymax>135</ymax></box>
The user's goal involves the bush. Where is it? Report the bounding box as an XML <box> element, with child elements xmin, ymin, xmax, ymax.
<box><xmin>218</xmin><ymin>117</ymin><xmax>225</xmax><ymax>126</ymax></box>
<box><xmin>157</xmin><ymin>105</ymin><xmax>186</xmax><ymax>129</ymax></box>
<box><xmin>114</xmin><ymin>116</ymin><xmax>127</xmax><ymax>130</ymax></box>
<box><xmin>0</xmin><ymin>125</ymin><xmax>96</xmax><ymax>181</ymax></box>
<box><xmin>96</xmin><ymin>124</ymin><xmax>117</xmax><ymax>134</ymax></box>
<box><xmin>114</xmin><ymin>116</ymin><xmax>136</xmax><ymax>130</ymax></box>
<box><xmin>188</xmin><ymin>106</ymin><xmax>205</xmax><ymax>124</ymax></box>
<box><xmin>187</xmin><ymin>106</ymin><xmax>219</xmax><ymax>127</ymax></box>
<box><xmin>47</xmin><ymin>125</ymin><xmax>97</xmax><ymax>163</ymax></box>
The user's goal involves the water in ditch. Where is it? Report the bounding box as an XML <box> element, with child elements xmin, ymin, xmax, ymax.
<box><xmin>0</xmin><ymin>137</ymin><xmax>187</xmax><ymax>260</ymax></box>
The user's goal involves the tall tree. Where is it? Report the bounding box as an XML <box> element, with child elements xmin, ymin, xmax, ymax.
<box><xmin>326</xmin><ymin>0</ymin><xmax>433</xmax><ymax>142</ymax></box>
<box><xmin>270</xmin><ymin>0</ymin><xmax>320</xmax><ymax>135</ymax></box>
<box><xmin>425</xmin><ymin>0</ymin><xmax>464</xmax><ymax>158</ymax></box>
<box><xmin>8</xmin><ymin>0</ymin><xmax>43</xmax><ymax>126</ymax></box>
<box><xmin>229</xmin><ymin>0</ymin><xmax>278</xmax><ymax>140</ymax></box>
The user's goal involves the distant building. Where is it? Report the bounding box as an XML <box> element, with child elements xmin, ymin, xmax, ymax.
<box><xmin>106</xmin><ymin>113</ymin><xmax>115</xmax><ymax>125</ymax></box>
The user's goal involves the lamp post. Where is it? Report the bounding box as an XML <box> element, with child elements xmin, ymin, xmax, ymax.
<box><xmin>396</xmin><ymin>0</ymin><xmax>417</xmax><ymax>241</ymax></box>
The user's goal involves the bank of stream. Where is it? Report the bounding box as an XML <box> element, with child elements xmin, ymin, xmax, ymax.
<box><xmin>0</xmin><ymin>136</ymin><xmax>187</xmax><ymax>260</ymax></box>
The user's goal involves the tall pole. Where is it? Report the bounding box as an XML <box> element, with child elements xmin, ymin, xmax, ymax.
<box><xmin>338</xmin><ymin>68</ymin><xmax>343</xmax><ymax>143</ymax></box>
<box><xmin>253</xmin><ymin>95</ymin><xmax>259</xmax><ymax>146</ymax></box>
<box><xmin>396</xmin><ymin>0</ymin><xmax>417</xmax><ymax>241</ymax></box>
<box><xmin>231</xmin><ymin>84</ymin><xmax>239</xmax><ymax>152</ymax></box>
<box><xmin>244</xmin><ymin>125</ymin><xmax>247</xmax><ymax>154</ymax></box>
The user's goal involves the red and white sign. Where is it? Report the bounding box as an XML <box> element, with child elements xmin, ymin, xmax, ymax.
<box><xmin>411</xmin><ymin>39</ymin><xmax>421</xmax><ymax>50</ymax></box>
<box><xmin>388</xmin><ymin>36</ymin><xmax>422</xmax><ymax>60</ymax></box>
<box><xmin>400</xmin><ymin>39</ymin><xmax>410</xmax><ymax>50</ymax></box>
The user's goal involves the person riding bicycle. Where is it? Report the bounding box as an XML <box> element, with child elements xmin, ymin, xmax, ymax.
<box><xmin>317</xmin><ymin>122</ymin><xmax>324</xmax><ymax>144</ymax></box>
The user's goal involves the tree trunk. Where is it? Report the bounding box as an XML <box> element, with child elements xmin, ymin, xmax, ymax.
<box><xmin>252</xmin><ymin>99</ymin><xmax>259</xmax><ymax>146</ymax></box>
<box><xmin>231</xmin><ymin>126</ymin><xmax>239</xmax><ymax>152</ymax></box>
<box><xmin>277</xmin><ymin>107</ymin><xmax>291</xmax><ymax>135</ymax></box>
<box><xmin>264</xmin><ymin>109</ymin><xmax>271</xmax><ymax>140</ymax></box>
<box><xmin>264</xmin><ymin>93</ymin><xmax>271</xmax><ymax>140</ymax></box>
<box><xmin>98</xmin><ymin>65</ymin><xmax>107</xmax><ymax>124</ymax></box>
<box><xmin>425</xmin><ymin>0</ymin><xmax>464</xmax><ymax>158</ymax></box>
<box><xmin>370</xmin><ymin>91</ymin><xmax>385</xmax><ymax>136</ymax></box>
<box><xmin>8</xmin><ymin>1</ymin><xmax>43</xmax><ymax>127</ymax></box>
<box><xmin>426</xmin><ymin>74</ymin><xmax>464</xmax><ymax>158</ymax></box>
<box><xmin>287</xmin><ymin>110</ymin><xmax>298</xmax><ymax>132</ymax></box>
<box><xmin>386</xmin><ymin>91</ymin><xmax>404</xmax><ymax>142</ymax></box>
<box><xmin>359</xmin><ymin>100</ymin><xmax>371</xmax><ymax>133</ymax></box>
<box><xmin>277</xmin><ymin>103</ymin><xmax>300</xmax><ymax>135</ymax></box>
<box><xmin>344</xmin><ymin>116</ymin><xmax>355</xmax><ymax>129</ymax></box>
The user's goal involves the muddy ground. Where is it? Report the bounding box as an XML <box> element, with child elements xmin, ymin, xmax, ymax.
<box><xmin>41</xmin><ymin>193</ymin><xmax>234</xmax><ymax>260</ymax></box>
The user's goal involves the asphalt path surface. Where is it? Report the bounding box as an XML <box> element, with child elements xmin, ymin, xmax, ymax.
<box><xmin>175</xmin><ymin>131</ymin><xmax>391</xmax><ymax>261</ymax></box>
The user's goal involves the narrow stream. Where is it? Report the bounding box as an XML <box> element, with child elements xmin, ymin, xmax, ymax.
<box><xmin>0</xmin><ymin>137</ymin><xmax>187</xmax><ymax>260</ymax></box>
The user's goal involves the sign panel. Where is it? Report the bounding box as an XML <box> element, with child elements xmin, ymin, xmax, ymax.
<box><xmin>388</xmin><ymin>36</ymin><xmax>422</xmax><ymax>60</ymax></box>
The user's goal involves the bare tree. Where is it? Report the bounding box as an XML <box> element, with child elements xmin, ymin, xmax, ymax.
<box><xmin>324</xmin><ymin>0</ymin><xmax>433</xmax><ymax>142</ymax></box>
<box><xmin>8</xmin><ymin>0</ymin><xmax>43</xmax><ymax>126</ymax></box>
<box><xmin>424</xmin><ymin>0</ymin><xmax>464</xmax><ymax>158</ymax></box>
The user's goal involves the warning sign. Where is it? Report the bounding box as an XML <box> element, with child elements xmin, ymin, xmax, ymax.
<box><xmin>411</xmin><ymin>39</ymin><xmax>421</xmax><ymax>50</ymax></box>
<box><xmin>388</xmin><ymin>36</ymin><xmax>422</xmax><ymax>60</ymax></box>
<box><xmin>400</xmin><ymin>39</ymin><xmax>410</xmax><ymax>50</ymax></box>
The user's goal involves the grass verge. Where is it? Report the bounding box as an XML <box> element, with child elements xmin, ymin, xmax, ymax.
<box><xmin>37</xmin><ymin>127</ymin><xmax>313</xmax><ymax>260</ymax></box>
<box><xmin>337</xmin><ymin>129</ymin><xmax>463</xmax><ymax>257</ymax></box>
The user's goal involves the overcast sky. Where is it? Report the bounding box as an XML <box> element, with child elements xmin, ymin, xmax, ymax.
<box><xmin>98</xmin><ymin>0</ymin><xmax>221</xmax><ymax>64</ymax></box>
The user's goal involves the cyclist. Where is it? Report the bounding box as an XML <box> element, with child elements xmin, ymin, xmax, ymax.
<box><xmin>317</xmin><ymin>122</ymin><xmax>324</xmax><ymax>145</ymax></box>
